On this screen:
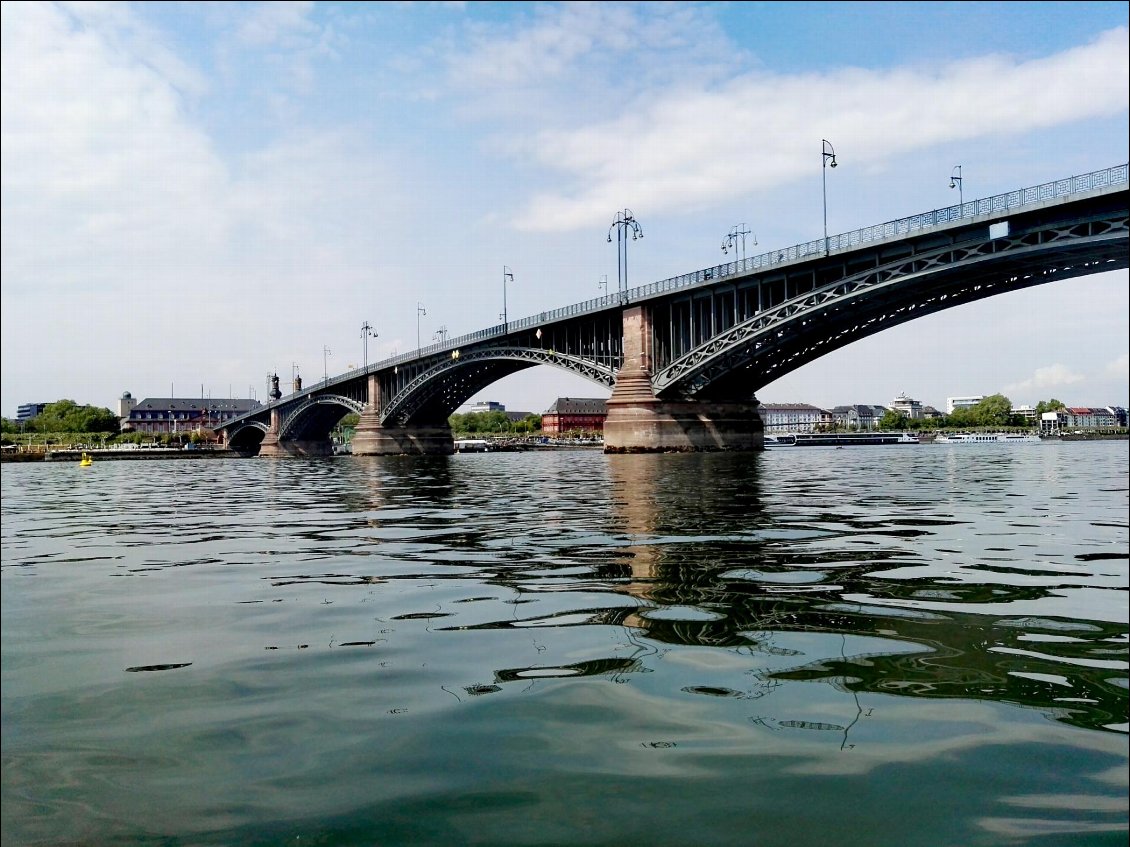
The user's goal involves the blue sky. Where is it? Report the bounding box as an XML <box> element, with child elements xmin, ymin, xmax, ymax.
<box><xmin>2</xmin><ymin>1</ymin><xmax>1127</xmax><ymax>418</ymax></box>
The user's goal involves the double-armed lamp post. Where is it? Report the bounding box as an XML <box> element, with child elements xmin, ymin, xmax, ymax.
<box><xmin>607</xmin><ymin>209</ymin><xmax>643</xmax><ymax>303</ymax></box>
<box><xmin>361</xmin><ymin>321</ymin><xmax>377</xmax><ymax>370</ymax></box>
<box><xmin>721</xmin><ymin>223</ymin><xmax>756</xmax><ymax>263</ymax></box>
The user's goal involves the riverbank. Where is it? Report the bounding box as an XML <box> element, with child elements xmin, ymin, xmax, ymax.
<box><xmin>1</xmin><ymin>447</ymin><xmax>243</xmax><ymax>463</ymax></box>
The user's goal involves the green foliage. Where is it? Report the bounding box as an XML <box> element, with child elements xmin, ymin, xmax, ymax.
<box><xmin>878</xmin><ymin>410</ymin><xmax>909</xmax><ymax>430</ymax></box>
<box><xmin>977</xmin><ymin>394</ymin><xmax>1013</xmax><ymax>426</ymax></box>
<box><xmin>448</xmin><ymin>411</ymin><xmax>542</xmax><ymax>436</ymax></box>
<box><xmin>1034</xmin><ymin>398</ymin><xmax>1066</xmax><ymax>415</ymax></box>
<box><xmin>21</xmin><ymin>400</ymin><xmax>119</xmax><ymax>434</ymax></box>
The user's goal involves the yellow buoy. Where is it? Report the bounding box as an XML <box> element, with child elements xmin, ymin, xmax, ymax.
<box><xmin>79</xmin><ymin>452</ymin><xmax>93</xmax><ymax>467</ymax></box>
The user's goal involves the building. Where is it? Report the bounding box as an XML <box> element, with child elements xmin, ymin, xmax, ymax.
<box><xmin>947</xmin><ymin>395</ymin><xmax>984</xmax><ymax>414</ymax></box>
<box><xmin>888</xmin><ymin>394</ymin><xmax>925</xmax><ymax>419</ymax></box>
<box><xmin>117</xmin><ymin>391</ymin><xmax>138</xmax><ymax>421</ymax></box>
<box><xmin>541</xmin><ymin>397</ymin><xmax>608</xmax><ymax>434</ymax></box>
<box><xmin>16</xmin><ymin>402</ymin><xmax>48</xmax><ymax>422</ymax></box>
<box><xmin>831</xmin><ymin>404</ymin><xmax>888</xmax><ymax>431</ymax></box>
<box><xmin>468</xmin><ymin>400</ymin><xmax>506</xmax><ymax>413</ymax></box>
<box><xmin>1040</xmin><ymin>406</ymin><xmax>1123</xmax><ymax>434</ymax></box>
<box><xmin>1013</xmin><ymin>404</ymin><xmax>1038</xmax><ymax>423</ymax></box>
<box><xmin>758</xmin><ymin>403</ymin><xmax>828</xmax><ymax>433</ymax></box>
<box><xmin>123</xmin><ymin>397</ymin><xmax>261</xmax><ymax>435</ymax></box>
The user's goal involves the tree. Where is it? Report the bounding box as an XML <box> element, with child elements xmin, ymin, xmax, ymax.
<box><xmin>25</xmin><ymin>400</ymin><xmax>118</xmax><ymax>433</ymax></box>
<box><xmin>975</xmin><ymin>394</ymin><xmax>1013</xmax><ymax>427</ymax></box>
<box><xmin>1035</xmin><ymin>399</ymin><xmax>1066</xmax><ymax>415</ymax></box>
<box><xmin>878</xmin><ymin>410</ymin><xmax>909</xmax><ymax>431</ymax></box>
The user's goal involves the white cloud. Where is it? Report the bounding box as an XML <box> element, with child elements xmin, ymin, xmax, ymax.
<box><xmin>1003</xmin><ymin>364</ymin><xmax>1087</xmax><ymax>397</ymax></box>
<box><xmin>1105</xmin><ymin>352</ymin><xmax>1129</xmax><ymax>379</ymax></box>
<box><xmin>506</xmin><ymin>26</ymin><xmax>1128</xmax><ymax>231</ymax></box>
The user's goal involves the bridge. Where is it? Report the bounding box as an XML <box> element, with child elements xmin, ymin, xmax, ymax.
<box><xmin>219</xmin><ymin>164</ymin><xmax>1129</xmax><ymax>456</ymax></box>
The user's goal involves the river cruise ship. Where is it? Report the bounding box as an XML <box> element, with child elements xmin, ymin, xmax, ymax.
<box><xmin>765</xmin><ymin>432</ymin><xmax>920</xmax><ymax>447</ymax></box>
<box><xmin>934</xmin><ymin>433</ymin><xmax>1041</xmax><ymax>444</ymax></box>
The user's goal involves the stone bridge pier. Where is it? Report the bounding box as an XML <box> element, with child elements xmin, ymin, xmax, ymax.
<box><xmin>351</xmin><ymin>374</ymin><xmax>455</xmax><ymax>456</ymax></box>
<box><xmin>603</xmin><ymin>306</ymin><xmax>763</xmax><ymax>453</ymax></box>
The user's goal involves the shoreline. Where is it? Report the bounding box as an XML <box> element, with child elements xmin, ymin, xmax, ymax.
<box><xmin>3</xmin><ymin>433</ymin><xmax>1125</xmax><ymax>463</ymax></box>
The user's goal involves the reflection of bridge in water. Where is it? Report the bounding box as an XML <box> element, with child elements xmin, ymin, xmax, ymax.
<box><xmin>220</xmin><ymin>165</ymin><xmax>1128</xmax><ymax>457</ymax></box>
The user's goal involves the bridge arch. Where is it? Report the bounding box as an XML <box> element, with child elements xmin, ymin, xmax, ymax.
<box><xmin>280</xmin><ymin>394</ymin><xmax>365</xmax><ymax>440</ymax></box>
<box><xmin>381</xmin><ymin>346</ymin><xmax>614</xmax><ymax>426</ymax></box>
<box><xmin>226</xmin><ymin>420</ymin><xmax>269</xmax><ymax>451</ymax></box>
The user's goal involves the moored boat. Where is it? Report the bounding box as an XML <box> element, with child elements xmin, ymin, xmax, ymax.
<box><xmin>454</xmin><ymin>439</ymin><xmax>492</xmax><ymax>453</ymax></box>
<box><xmin>934</xmin><ymin>432</ymin><xmax>1041</xmax><ymax>444</ymax></box>
<box><xmin>764</xmin><ymin>432</ymin><xmax>919</xmax><ymax>447</ymax></box>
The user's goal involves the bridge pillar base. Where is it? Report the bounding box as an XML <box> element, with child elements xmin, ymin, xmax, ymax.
<box><xmin>351</xmin><ymin>411</ymin><xmax>454</xmax><ymax>455</ymax></box>
<box><xmin>603</xmin><ymin>369</ymin><xmax>764</xmax><ymax>453</ymax></box>
<box><xmin>258</xmin><ymin>437</ymin><xmax>333</xmax><ymax>458</ymax></box>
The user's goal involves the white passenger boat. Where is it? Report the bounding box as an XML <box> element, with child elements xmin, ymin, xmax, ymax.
<box><xmin>764</xmin><ymin>432</ymin><xmax>919</xmax><ymax>447</ymax></box>
<box><xmin>934</xmin><ymin>433</ymin><xmax>1041</xmax><ymax>444</ymax></box>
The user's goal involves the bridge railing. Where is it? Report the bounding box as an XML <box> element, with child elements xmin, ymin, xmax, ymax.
<box><xmin>242</xmin><ymin>163</ymin><xmax>1128</xmax><ymax>420</ymax></box>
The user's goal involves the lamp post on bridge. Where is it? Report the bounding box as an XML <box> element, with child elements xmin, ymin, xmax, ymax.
<box><xmin>361</xmin><ymin>321</ymin><xmax>377</xmax><ymax>370</ymax></box>
<box><xmin>501</xmin><ymin>266</ymin><xmax>513</xmax><ymax>330</ymax></box>
<box><xmin>416</xmin><ymin>303</ymin><xmax>426</xmax><ymax>351</ymax></box>
<box><xmin>598</xmin><ymin>274</ymin><xmax>608</xmax><ymax>298</ymax></box>
<box><xmin>950</xmin><ymin>165</ymin><xmax>963</xmax><ymax>207</ymax></box>
<box><xmin>607</xmin><ymin>209</ymin><xmax>643</xmax><ymax>304</ymax></box>
<box><xmin>323</xmin><ymin>346</ymin><xmax>331</xmax><ymax>383</ymax></box>
<box><xmin>721</xmin><ymin>224</ymin><xmax>756</xmax><ymax>264</ymax></box>
<box><xmin>822</xmin><ymin>139</ymin><xmax>838</xmax><ymax>256</ymax></box>
<box><xmin>434</xmin><ymin>325</ymin><xmax>449</xmax><ymax>344</ymax></box>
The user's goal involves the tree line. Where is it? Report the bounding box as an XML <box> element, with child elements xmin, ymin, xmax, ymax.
<box><xmin>1</xmin><ymin>400</ymin><xmax>119</xmax><ymax>434</ymax></box>
<box><xmin>876</xmin><ymin>395</ymin><xmax>1065</xmax><ymax>431</ymax></box>
<box><xmin>448</xmin><ymin>410</ymin><xmax>542</xmax><ymax>435</ymax></box>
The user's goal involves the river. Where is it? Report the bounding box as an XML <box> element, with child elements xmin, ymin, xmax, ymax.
<box><xmin>2</xmin><ymin>442</ymin><xmax>1127</xmax><ymax>846</ymax></box>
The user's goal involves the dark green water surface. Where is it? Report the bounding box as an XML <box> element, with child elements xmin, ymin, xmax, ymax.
<box><xmin>2</xmin><ymin>443</ymin><xmax>1127</xmax><ymax>846</ymax></box>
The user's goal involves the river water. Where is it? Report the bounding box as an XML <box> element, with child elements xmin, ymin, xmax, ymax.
<box><xmin>2</xmin><ymin>442</ymin><xmax>1127</xmax><ymax>847</ymax></box>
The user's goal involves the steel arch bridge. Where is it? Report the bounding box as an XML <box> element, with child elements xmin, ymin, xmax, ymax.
<box><xmin>220</xmin><ymin>164</ymin><xmax>1128</xmax><ymax>455</ymax></box>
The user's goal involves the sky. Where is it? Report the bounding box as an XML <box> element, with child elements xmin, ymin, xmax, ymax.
<box><xmin>2</xmin><ymin>1</ymin><xmax>1128</xmax><ymax>419</ymax></box>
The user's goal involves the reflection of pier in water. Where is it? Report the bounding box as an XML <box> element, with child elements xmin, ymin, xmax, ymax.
<box><xmin>600</xmin><ymin>454</ymin><xmax>1126</xmax><ymax>734</ymax></box>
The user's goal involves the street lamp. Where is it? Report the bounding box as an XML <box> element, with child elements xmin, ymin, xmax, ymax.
<box><xmin>361</xmin><ymin>321</ymin><xmax>377</xmax><ymax>370</ymax></box>
<box><xmin>721</xmin><ymin>223</ymin><xmax>756</xmax><ymax>263</ymax></box>
<box><xmin>434</xmin><ymin>325</ymin><xmax>449</xmax><ymax>344</ymax></box>
<box><xmin>323</xmin><ymin>346</ymin><xmax>331</xmax><ymax>383</ymax></box>
<box><xmin>501</xmin><ymin>266</ymin><xmax>513</xmax><ymax>330</ymax></box>
<box><xmin>417</xmin><ymin>303</ymin><xmax>426</xmax><ymax>351</ymax></box>
<box><xmin>950</xmin><ymin>165</ymin><xmax>963</xmax><ymax>207</ymax></box>
<box><xmin>598</xmin><ymin>274</ymin><xmax>608</xmax><ymax>297</ymax></box>
<box><xmin>607</xmin><ymin>209</ymin><xmax>643</xmax><ymax>303</ymax></box>
<box><xmin>822</xmin><ymin>139</ymin><xmax>837</xmax><ymax>255</ymax></box>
